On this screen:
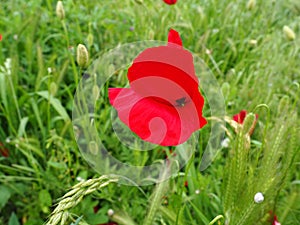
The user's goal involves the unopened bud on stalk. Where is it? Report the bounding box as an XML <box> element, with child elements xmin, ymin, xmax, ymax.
<box><xmin>92</xmin><ymin>85</ymin><xmax>100</xmax><ymax>101</ymax></box>
<box><xmin>221</xmin><ymin>82</ymin><xmax>230</xmax><ymax>99</ymax></box>
<box><xmin>247</xmin><ymin>0</ymin><xmax>256</xmax><ymax>10</ymax></box>
<box><xmin>88</xmin><ymin>141</ymin><xmax>98</xmax><ymax>155</ymax></box>
<box><xmin>87</xmin><ymin>33</ymin><xmax>94</xmax><ymax>47</ymax></box>
<box><xmin>76</xmin><ymin>44</ymin><xmax>89</xmax><ymax>68</ymax></box>
<box><xmin>50</xmin><ymin>82</ymin><xmax>57</xmax><ymax>96</ymax></box>
<box><xmin>107</xmin><ymin>209</ymin><xmax>114</xmax><ymax>216</ymax></box>
<box><xmin>149</xmin><ymin>30</ymin><xmax>155</xmax><ymax>40</ymax></box>
<box><xmin>56</xmin><ymin>1</ymin><xmax>65</xmax><ymax>20</ymax></box>
<box><xmin>249</xmin><ymin>39</ymin><xmax>258</xmax><ymax>46</ymax></box>
<box><xmin>242</xmin><ymin>113</ymin><xmax>256</xmax><ymax>135</ymax></box>
<box><xmin>283</xmin><ymin>25</ymin><xmax>296</xmax><ymax>41</ymax></box>
<box><xmin>254</xmin><ymin>192</ymin><xmax>264</xmax><ymax>203</ymax></box>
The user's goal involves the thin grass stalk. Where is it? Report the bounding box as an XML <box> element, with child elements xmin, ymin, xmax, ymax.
<box><xmin>144</xmin><ymin>163</ymin><xmax>170</xmax><ymax>225</ymax></box>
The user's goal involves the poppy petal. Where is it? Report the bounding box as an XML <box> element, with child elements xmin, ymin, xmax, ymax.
<box><xmin>127</xmin><ymin>47</ymin><xmax>199</xmax><ymax>103</ymax></box>
<box><xmin>168</xmin><ymin>29</ymin><xmax>182</xmax><ymax>47</ymax></box>
<box><xmin>109</xmin><ymin>88</ymin><xmax>206</xmax><ymax>146</ymax></box>
<box><xmin>233</xmin><ymin>110</ymin><xmax>247</xmax><ymax>124</ymax></box>
<box><xmin>163</xmin><ymin>0</ymin><xmax>177</xmax><ymax>5</ymax></box>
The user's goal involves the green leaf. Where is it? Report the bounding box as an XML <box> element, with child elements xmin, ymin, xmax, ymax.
<box><xmin>86</xmin><ymin>212</ymin><xmax>108</xmax><ymax>224</ymax></box>
<box><xmin>47</xmin><ymin>161</ymin><xmax>67</xmax><ymax>170</ymax></box>
<box><xmin>8</xmin><ymin>212</ymin><xmax>20</xmax><ymax>225</ymax></box>
<box><xmin>17</xmin><ymin>117</ymin><xmax>29</xmax><ymax>137</ymax></box>
<box><xmin>36</xmin><ymin>91</ymin><xmax>70</xmax><ymax>122</ymax></box>
<box><xmin>38</xmin><ymin>189</ymin><xmax>52</xmax><ymax>208</ymax></box>
<box><xmin>0</xmin><ymin>185</ymin><xmax>11</xmax><ymax>209</ymax></box>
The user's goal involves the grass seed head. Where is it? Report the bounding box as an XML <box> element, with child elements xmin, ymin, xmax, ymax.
<box><xmin>56</xmin><ymin>1</ymin><xmax>65</xmax><ymax>20</ymax></box>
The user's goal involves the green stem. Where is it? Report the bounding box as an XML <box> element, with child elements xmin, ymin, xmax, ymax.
<box><xmin>7</xmin><ymin>74</ymin><xmax>28</xmax><ymax>140</ymax></box>
<box><xmin>61</xmin><ymin>20</ymin><xmax>78</xmax><ymax>86</ymax></box>
<box><xmin>209</xmin><ymin>215</ymin><xmax>224</xmax><ymax>225</ymax></box>
<box><xmin>144</xmin><ymin>164</ymin><xmax>170</xmax><ymax>225</ymax></box>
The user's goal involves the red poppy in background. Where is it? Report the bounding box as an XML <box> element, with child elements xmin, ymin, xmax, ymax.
<box><xmin>233</xmin><ymin>110</ymin><xmax>259</xmax><ymax>124</ymax></box>
<box><xmin>232</xmin><ymin>110</ymin><xmax>258</xmax><ymax>135</ymax></box>
<box><xmin>0</xmin><ymin>34</ymin><xmax>2</xmax><ymax>41</ymax></box>
<box><xmin>0</xmin><ymin>142</ymin><xmax>9</xmax><ymax>157</ymax></box>
<box><xmin>163</xmin><ymin>0</ymin><xmax>177</xmax><ymax>5</ymax></box>
<box><xmin>109</xmin><ymin>29</ymin><xmax>207</xmax><ymax>146</ymax></box>
<box><xmin>233</xmin><ymin>110</ymin><xmax>247</xmax><ymax>124</ymax></box>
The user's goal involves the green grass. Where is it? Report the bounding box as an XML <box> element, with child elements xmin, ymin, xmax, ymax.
<box><xmin>0</xmin><ymin>0</ymin><xmax>299</xmax><ymax>225</ymax></box>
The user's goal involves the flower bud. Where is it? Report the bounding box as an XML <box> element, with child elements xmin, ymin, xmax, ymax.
<box><xmin>50</xmin><ymin>82</ymin><xmax>57</xmax><ymax>96</ymax></box>
<box><xmin>283</xmin><ymin>25</ymin><xmax>296</xmax><ymax>41</ymax></box>
<box><xmin>92</xmin><ymin>85</ymin><xmax>100</xmax><ymax>101</ymax></box>
<box><xmin>221</xmin><ymin>82</ymin><xmax>230</xmax><ymax>99</ymax></box>
<box><xmin>254</xmin><ymin>192</ymin><xmax>264</xmax><ymax>203</ymax></box>
<box><xmin>249</xmin><ymin>39</ymin><xmax>258</xmax><ymax>46</ymax></box>
<box><xmin>87</xmin><ymin>33</ymin><xmax>93</xmax><ymax>47</ymax></box>
<box><xmin>107</xmin><ymin>209</ymin><xmax>114</xmax><ymax>216</ymax></box>
<box><xmin>247</xmin><ymin>0</ymin><xmax>256</xmax><ymax>10</ymax></box>
<box><xmin>88</xmin><ymin>141</ymin><xmax>98</xmax><ymax>155</ymax></box>
<box><xmin>149</xmin><ymin>30</ymin><xmax>155</xmax><ymax>40</ymax></box>
<box><xmin>56</xmin><ymin>1</ymin><xmax>65</xmax><ymax>20</ymax></box>
<box><xmin>76</xmin><ymin>44</ymin><xmax>89</xmax><ymax>68</ymax></box>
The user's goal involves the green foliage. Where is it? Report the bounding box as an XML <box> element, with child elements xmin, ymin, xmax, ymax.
<box><xmin>0</xmin><ymin>0</ymin><xmax>299</xmax><ymax>225</ymax></box>
<box><xmin>223</xmin><ymin>104</ymin><xmax>299</xmax><ymax>225</ymax></box>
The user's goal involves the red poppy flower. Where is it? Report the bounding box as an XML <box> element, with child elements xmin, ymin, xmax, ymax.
<box><xmin>0</xmin><ymin>34</ymin><xmax>2</xmax><ymax>41</ymax></box>
<box><xmin>232</xmin><ymin>110</ymin><xmax>258</xmax><ymax>135</ymax></box>
<box><xmin>0</xmin><ymin>142</ymin><xmax>9</xmax><ymax>157</ymax></box>
<box><xmin>109</xmin><ymin>29</ymin><xmax>207</xmax><ymax>146</ymax></box>
<box><xmin>233</xmin><ymin>110</ymin><xmax>247</xmax><ymax>124</ymax></box>
<box><xmin>163</xmin><ymin>0</ymin><xmax>177</xmax><ymax>5</ymax></box>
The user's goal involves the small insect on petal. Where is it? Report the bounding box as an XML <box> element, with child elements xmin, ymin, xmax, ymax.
<box><xmin>254</xmin><ymin>192</ymin><xmax>264</xmax><ymax>203</ymax></box>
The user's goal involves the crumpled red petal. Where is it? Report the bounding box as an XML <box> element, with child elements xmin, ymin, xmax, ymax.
<box><xmin>163</xmin><ymin>0</ymin><xmax>177</xmax><ymax>5</ymax></box>
<box><xmin>233</xmin><ymin>110</ymin><xmax>247</xmax><ymax>124</ymax></box>
<box><xmin>109</xmin><ymin>88</ymin><xmax>206</xmax><ymax>146</ymax></box>
<box><xmin>168</xmin><ymin>29</ymin><xmax>182</xmax><ymax>47</ymax></box>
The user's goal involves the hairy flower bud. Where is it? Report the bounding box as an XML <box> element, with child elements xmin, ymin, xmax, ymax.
<box><xmin>50</xmin><ymin>82</ymin><xmax>57</xmax><ymax>96</ymax></box>
<box><xmin>283</xmin><ymin>25</ymin><xmax>296</xmax><ymax>41</ymax></box>
<box><xmin>56</xmin><ymin>1</ymin><xmax>65</xmax><ymax>20</ymax></box>
<box><xmin>87</xmin><ymin>33</ymin><xmax>93</xmax><ymax>47</ymax></box>
<box><xmin>247</xmin><ymin>0</ymin><xmax>256</xmax><ymax>10</ymax></box>
<box><xmin>221</xmin><ymin>82</ymin><xmax>230</xmax><ymax>99</ymax></box>
<box><xmin>76</xmin><ymin>44</ymin><xmax>89</xmax><ymax>68</ymax></box>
